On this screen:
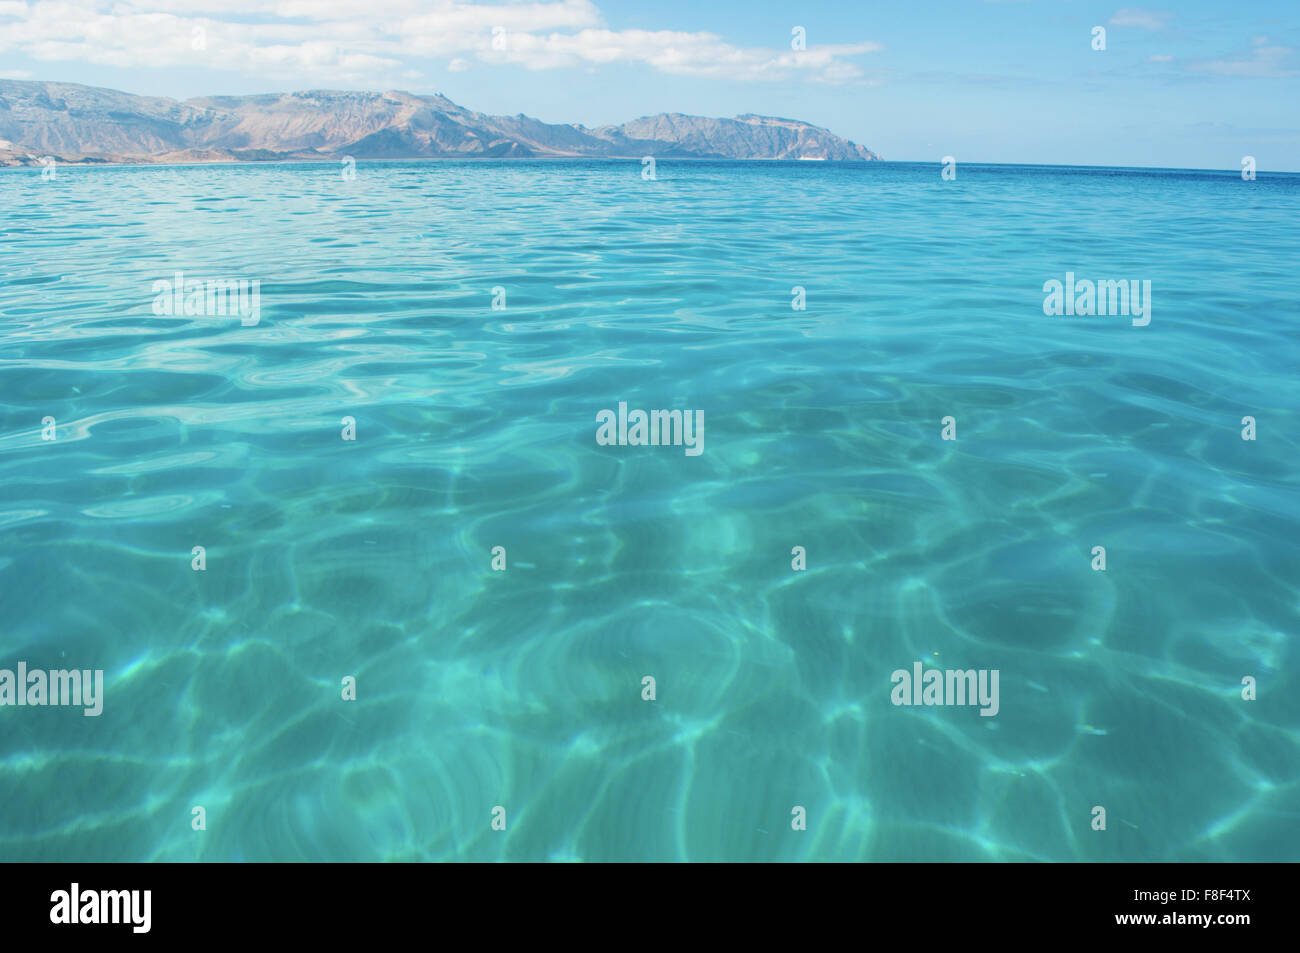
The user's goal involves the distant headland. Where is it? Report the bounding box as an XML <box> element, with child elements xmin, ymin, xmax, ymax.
<box><xmin>0</xmin><ymin>80</ymin><xmax>881</xmax><ymax>167</ymax></box>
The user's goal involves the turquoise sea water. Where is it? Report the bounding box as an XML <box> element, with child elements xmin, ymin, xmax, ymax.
<box><xmin>1</xmin><ymin>159</ymin><xmax>1298</xmax><ymax>862</ymax></box>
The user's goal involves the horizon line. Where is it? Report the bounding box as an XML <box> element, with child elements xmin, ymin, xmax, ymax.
<box><xmin>3</xmin><ymin>156</ymin><xmax>1297</xmax><ymax>175</ymax></box>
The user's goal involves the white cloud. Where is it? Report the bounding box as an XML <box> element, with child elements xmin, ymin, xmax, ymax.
<box><xmin>1187</xmin><ymin>43</ymin><xmax>1297</xmax><ymax>78</ymax></box>
<box><xmin>1108</xmin><ymin>8</ymin><xmax>1171</xmax><ymax>31</ymax></box>
<box><xmin>0</xmin><ymin>0</ymin><xmax>882</xmax><ymax>86</ymax></box>
<box><xmin>484</xmin><ymin>29</ymin><xmax>882</xmax><ymax>82</ymax></box>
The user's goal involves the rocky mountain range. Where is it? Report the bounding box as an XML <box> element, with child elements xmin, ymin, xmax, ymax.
<box><xmin>0</xmin><ymin>81</ymin><xmax>879</xmax><ymax>166</ymax></box>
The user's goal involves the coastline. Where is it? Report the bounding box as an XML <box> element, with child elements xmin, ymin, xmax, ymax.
<box><xmin>7</xmin><ymin>156</ymin><xmax>1300</xmax><ymax>174</ymax></box>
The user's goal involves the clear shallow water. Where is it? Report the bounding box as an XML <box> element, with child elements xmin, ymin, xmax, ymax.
<box><xmin>0</xmin><ymin>159</ymin><xmax>1298</xmax><ymax>862</ymax></box>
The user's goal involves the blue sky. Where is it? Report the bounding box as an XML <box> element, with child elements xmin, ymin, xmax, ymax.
<box><xmin>1</xmin><ymin>0</ymin><xmax>1297</xmax><ymax>169</ymax></box>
